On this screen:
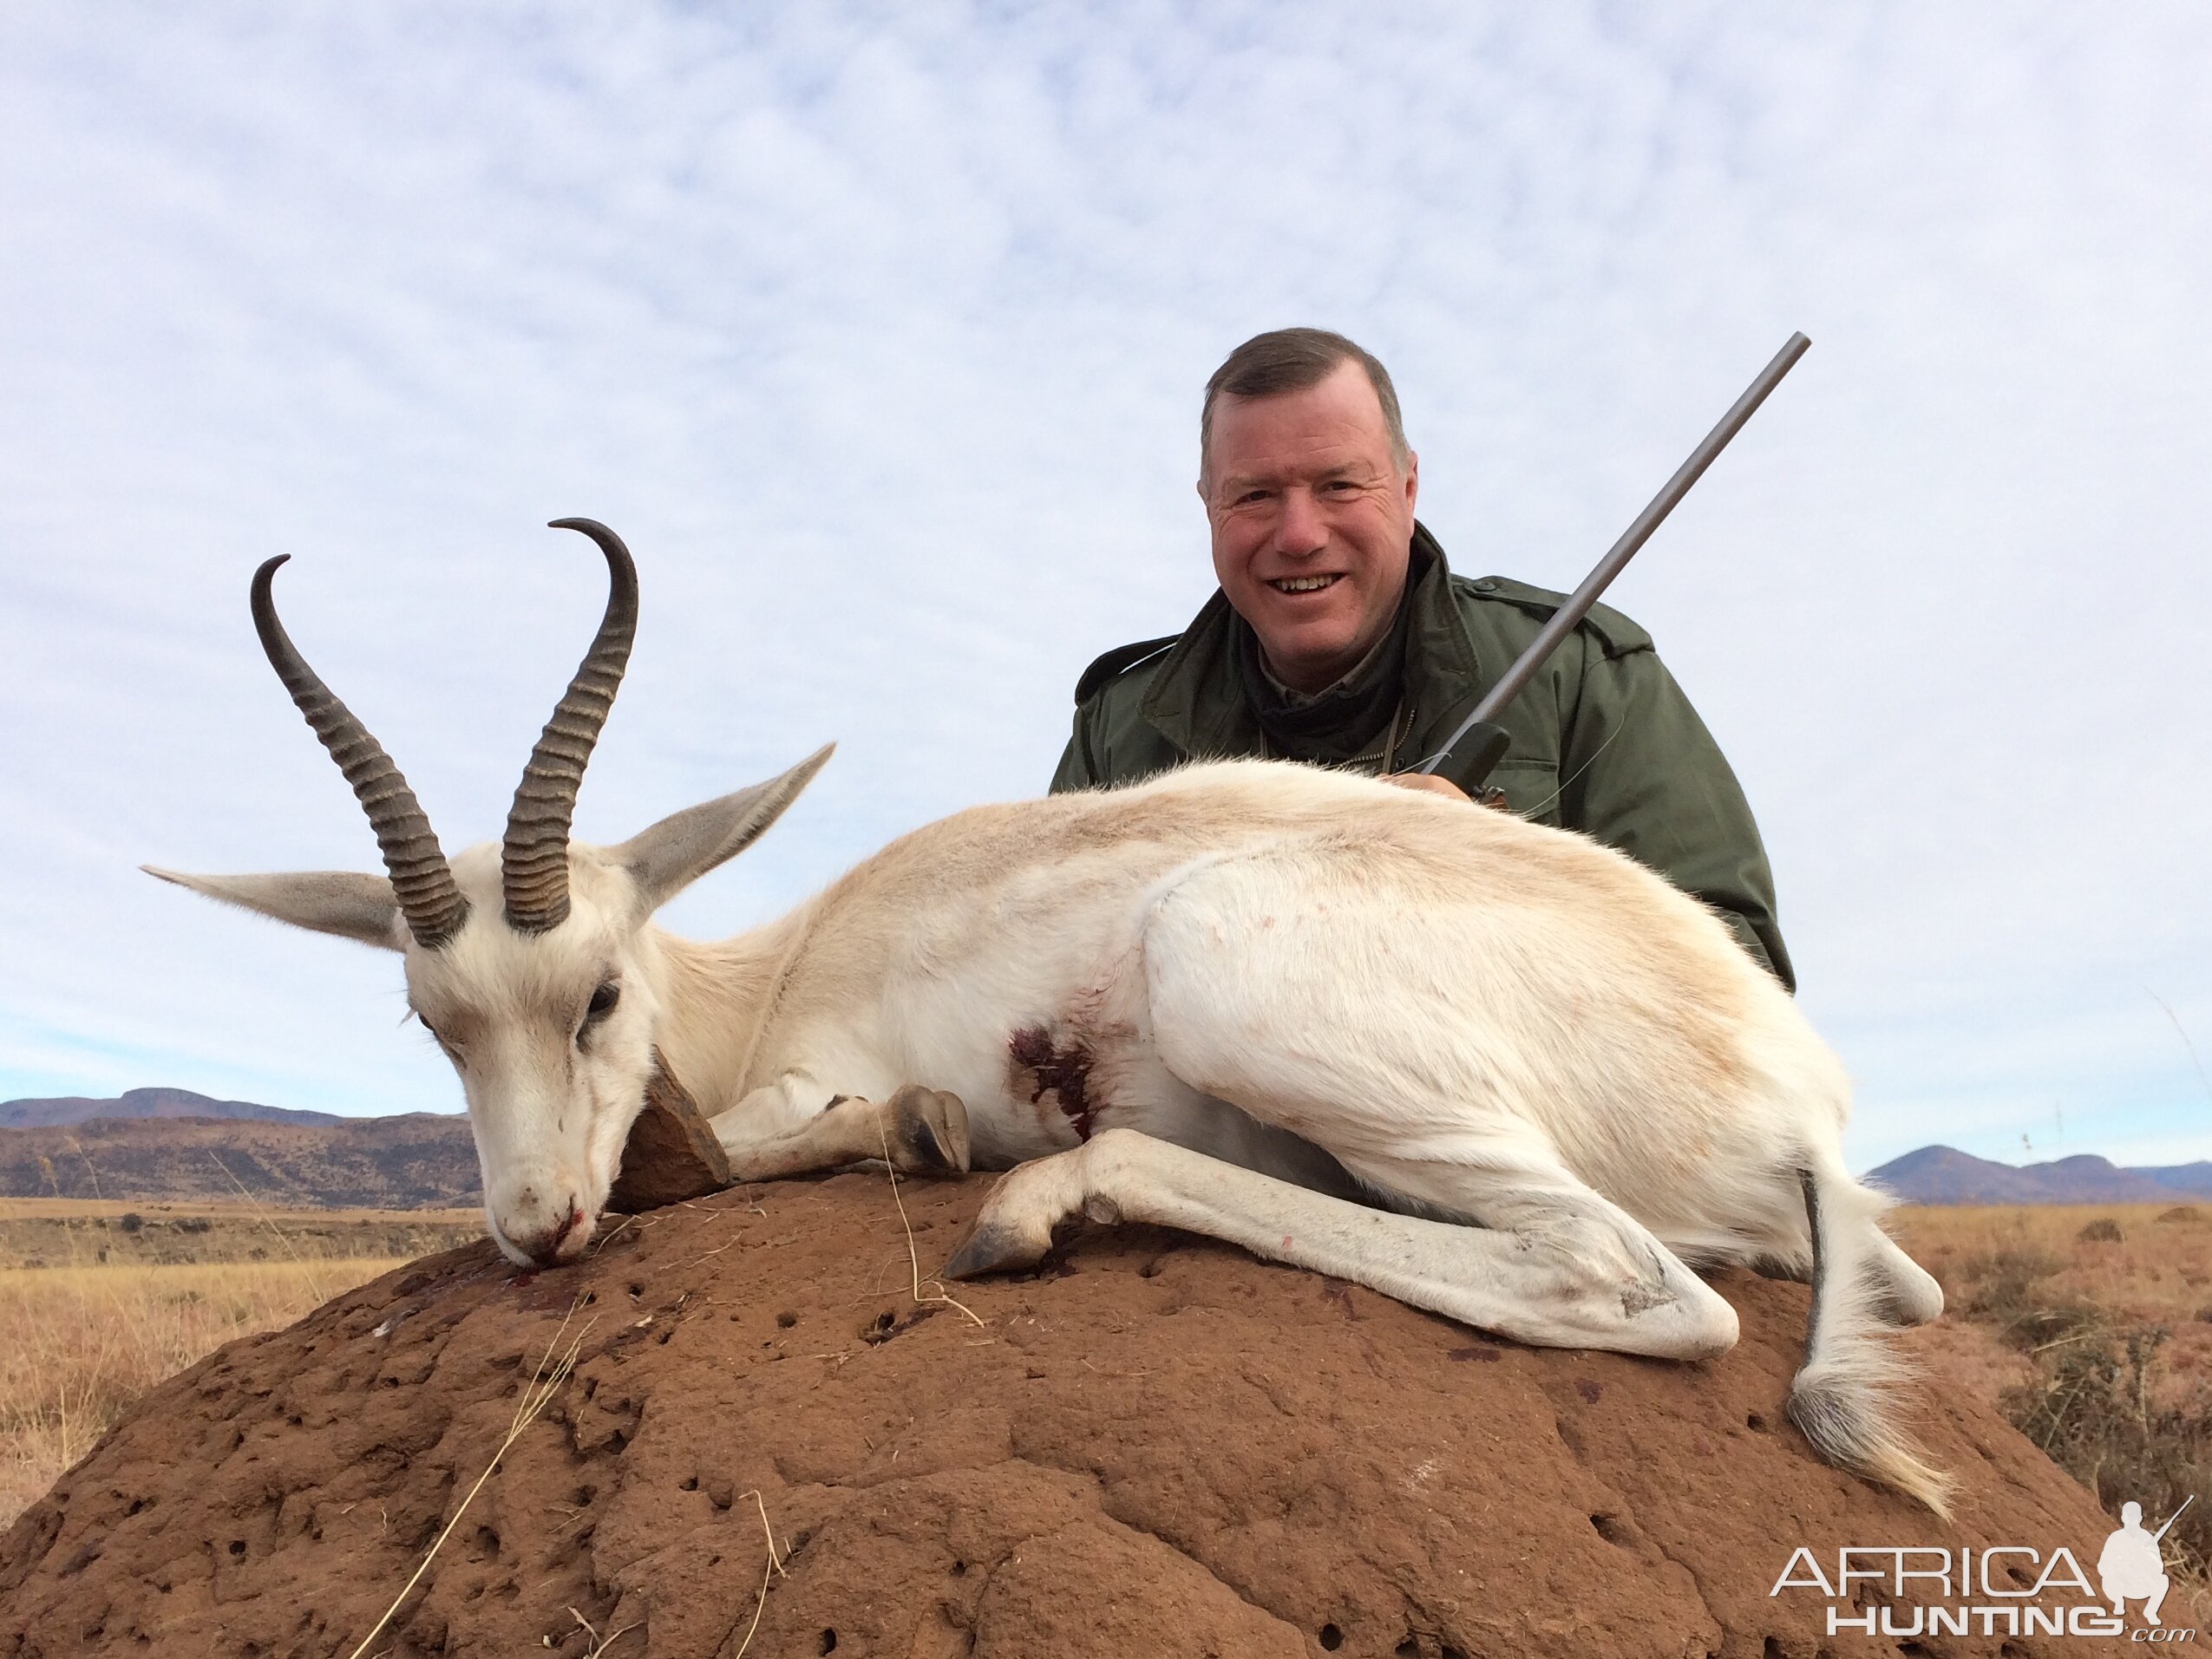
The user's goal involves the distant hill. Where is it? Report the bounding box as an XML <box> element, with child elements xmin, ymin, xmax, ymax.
<box><xmin>0</xmin><ymin>1113</ymin><xmax>478</xmax><ymax>1208</ymax></box>
<box><xmin>2130</xmin><ymin>1161</ymin><xmax>2212</xmax><ymax>1197</ymax></box>
<box><xmin>1868</xmin><ymin>1145</ymin><xmax>2204</xmax><ymax>1205</ymax></box>
<box><xmin>0</xmin><ymin>1087</ymin><xmax>339</xmax><ymax>1130</ymax></box>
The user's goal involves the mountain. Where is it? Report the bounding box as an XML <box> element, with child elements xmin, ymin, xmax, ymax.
<box><xmin>2130</xmin><ymin>1161</ymin><xmax>2212</xmax><ymax>1197</ymax></box>
<box><xmin>0</xmin><ymin>1113</ymin><xmax>478</xmax><ymax>1208</ymax></box>
<box><xmin>1866</xmin><ymin>1145</ymin><xmax>2202</xmax><ymax>1205</ymax></box>
<box><xmin>0</xmin><ymin>1087</ymin><xmax>340</xmax><ymax>1130</ymax></box>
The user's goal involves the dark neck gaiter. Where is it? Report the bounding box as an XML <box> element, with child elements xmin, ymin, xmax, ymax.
<box><xmin>1234</xmin><ymin>549</ymin><xmax>1424</xmax><ymax>767</ymax></box>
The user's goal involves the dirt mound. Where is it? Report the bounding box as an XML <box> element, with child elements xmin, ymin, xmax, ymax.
<box><xmin>1</xmin><ymin>1172</ymin><xmax>2118</xmax><ymax>1657</ymax></box>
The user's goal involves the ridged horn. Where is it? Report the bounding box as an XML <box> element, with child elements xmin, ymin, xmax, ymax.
<box><xmin>251</xmin><ymin>556</ymin><xmax>469</xmax><ymax>950</ymax></box>
<box><xmin>501</xmin><ymin>518</ymin><xmax>639</xmax><ymax>933</ymax></box>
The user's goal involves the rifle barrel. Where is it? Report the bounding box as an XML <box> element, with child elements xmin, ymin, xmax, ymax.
<box><xmin>1415</xmin><ymin>330</ymin><xmax>1810</xmax><ymax>775</ymax></box>
<box><xmin>2155</xmin><ymin>1492</ymin><xmax>2195</xmax><ymax>1543</ymax></box>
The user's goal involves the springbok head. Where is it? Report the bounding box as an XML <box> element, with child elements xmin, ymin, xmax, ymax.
<box><xmin>149</xmin><ymin>519</ymin><xmax>829</xmax><ymax>1266</ymax></box>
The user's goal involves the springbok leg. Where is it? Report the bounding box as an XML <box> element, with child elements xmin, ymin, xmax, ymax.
<box><xmin>710</xmin><ymin>1084</ymin><xmax>972</xmax><ymax>1181</ymax></box>
<box><xmin>945</xmin><ymin>1127</ymin><xmax>1739</xmax><ymax>1361</ymax></box>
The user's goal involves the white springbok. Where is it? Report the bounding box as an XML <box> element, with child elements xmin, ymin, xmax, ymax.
<box><xmin>151</xmin><ymin>519</ymin><xmax>1950</xmax><ymax>1512</ymax></box>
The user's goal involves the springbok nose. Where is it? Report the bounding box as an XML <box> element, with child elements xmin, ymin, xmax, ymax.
<box><xmin>506</xmin><ymin>1201</ymin><xmax>586</xmax><ymax>1267</ymax></box>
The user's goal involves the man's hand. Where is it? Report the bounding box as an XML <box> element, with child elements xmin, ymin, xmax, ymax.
<box><xmin>1380</xmin><ymin>773</ymin><xmax>1514</xmax><ymax>811</ymax></box>
<box><xmin>1380</xmin><ymin>773</ymin><xmax>1471</xmax><ymax>803</ymax></box>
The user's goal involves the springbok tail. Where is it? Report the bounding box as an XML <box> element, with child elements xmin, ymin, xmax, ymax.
<box><xmin>1786</xmin><ymin>1164</ymin><xmax>1956</xmax><ymax>1519</ymax></box>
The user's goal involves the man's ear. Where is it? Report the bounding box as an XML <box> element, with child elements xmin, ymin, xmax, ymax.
<box><xmin>614</xmin><ymin>743</ymin><xmax>834</xmax><ymax>915</ymax></box>
<box><xmin>144</xmin><ymin>867</ymin><xmax>404</xmax><ymax>950</ymax></box>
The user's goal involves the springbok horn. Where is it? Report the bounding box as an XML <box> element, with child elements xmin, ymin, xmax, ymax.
<box><xmin>501</xmin><ymin>518</ymin><xmax>639</xmax><ymax>933</ymax></box>
<box><xmin>251</xmin><ymin>556</ymin><xmax>470</xmax><ymax>950</ymax></box>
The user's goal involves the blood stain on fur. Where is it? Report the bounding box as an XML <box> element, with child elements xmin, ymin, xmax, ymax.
<box><xmin>1009</xmin><ymin>1025</ymin><xmax>1098</xmax><ymax>1140</ymax></box>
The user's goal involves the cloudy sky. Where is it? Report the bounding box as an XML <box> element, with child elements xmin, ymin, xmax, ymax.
<box><xmin>2</xmin><ymin>4</ymin><xmax>2205</xmax><ymax>1173</ymax></box>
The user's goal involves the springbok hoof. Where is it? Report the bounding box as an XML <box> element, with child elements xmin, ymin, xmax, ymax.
<box><xmin>943</xmin><ymin>1216</ymin><xmax>1050</xmax><ymax>1280</ymax></box>
<box><xmin>887</xmin><ymin>1084</ymin><xmax>972</xmax><ymax>1174</ymax></box>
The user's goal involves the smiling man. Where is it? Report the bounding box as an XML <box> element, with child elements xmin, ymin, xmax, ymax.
<box><xmin>1049</xmin><ymin>327</ymin><xmax>1795</xmax><ymax>987</ymax></box>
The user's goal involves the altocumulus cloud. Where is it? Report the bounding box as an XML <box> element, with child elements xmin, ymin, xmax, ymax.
<box><xmin>0</xmin><ymin>4</ymin><xmax>2205</xmax><ymax>1170</ymax></box>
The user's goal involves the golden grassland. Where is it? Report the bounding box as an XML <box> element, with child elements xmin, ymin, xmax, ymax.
<box><xmin>1891</xmin><ymin>1200</ymin><xmax>2212</xmax><ymax>1599</ymax></box>
<box><xmin>0</xmin><ymin>1198</ymin><xmax>481</xmax><ymax>1225</ymax></box>
<box><xmin>1890</xmin><ymin>1201</ymin><xmax>2212</xmax><ymax>1405</ymax></box>
<box><xmin>1890</xmin><ymin>1200</ymin><xmax>2212</xmax><ymax>1326</ymax></box>
<box><xmin>0</xmin><ymin>1199</ymin><xmax>480</xmax><ymax>1529</ymax></box>
<box><xmin>0</xmin><ymin>1197</ymin><xmax>481</xmax><ymax>1271</ymax></box>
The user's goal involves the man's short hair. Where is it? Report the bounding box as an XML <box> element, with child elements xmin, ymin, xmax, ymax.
<box><xmin>1201</xmin><ymin>327</ymin><xmax>1410</xmax><ymax>479</ymax></box>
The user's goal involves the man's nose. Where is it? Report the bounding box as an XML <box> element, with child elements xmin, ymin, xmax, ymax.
<box><xmin>1273</xmin><ymin>486</ymin><xmax>1327</xmax><ymax>555</ymax></box>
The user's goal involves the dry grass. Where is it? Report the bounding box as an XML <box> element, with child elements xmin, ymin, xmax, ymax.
<box><xmin>0</xmin><ymin>1197</ymin><xmax>475</xmax><ymax>1532</ymax></box>
<box><xmin>1889</xmin><ymin>1202</ymin><xmax>2212</xmax><ymax>1408</ymax></box>
<box><xmin>1891</xmin><ymin>1202</ymin><xmax>2212</xmax><ymax>1599</ymax></box>
<box><xmin>0</xmin><ymin>1198</ymin><xmax>479</xmax><ymax>1271</ymax></box>
<box><xmin>1889</xmin><ymin>1202</ymin><xmax>2212</xmax><ymax>1328</ymax></box>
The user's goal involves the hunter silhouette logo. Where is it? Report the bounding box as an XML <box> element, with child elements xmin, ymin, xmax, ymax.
<box><xmin>1770</xmin><ymin>1496</ymin><xmax>2201</xmax><ymax>1641</ymax></box>
<box><xmin>2100</xmin><ymin>1497</ymin><xmax>2191</xmax><ymax>1628</ymax></box>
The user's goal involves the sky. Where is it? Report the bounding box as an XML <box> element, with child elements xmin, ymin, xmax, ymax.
<box><xmin>1</xmin><ymin>4</ymin><xmax>2206</xmax><ymax>1174</ymax></box>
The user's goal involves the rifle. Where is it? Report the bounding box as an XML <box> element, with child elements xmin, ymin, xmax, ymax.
<box><xmin>2155</xmin><ymin>1494</ymin><xmax>2195</xmax><ymax>1544</ymax></box>
<box><xmin>1410</xmin><ymin>331</ymin><xmax>1812</xmax><ymax>784</ymax></box>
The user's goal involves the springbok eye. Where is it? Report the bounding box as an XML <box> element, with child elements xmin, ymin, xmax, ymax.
<box><xmin>414</xmin><ymin>1010</ymin><xmax>461</xmax><ymax>1059</ymax></box>
<box><xmin>585</xmin><ymin>982</ymin><xmax>620</xmax><ymax>1022</ymax></box>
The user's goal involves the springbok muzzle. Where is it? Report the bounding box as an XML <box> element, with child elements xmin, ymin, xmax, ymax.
<box><xmin>498</xmin><ymin>1192</ymin><xmax>590</xmax><ymax>1267</ymax></box>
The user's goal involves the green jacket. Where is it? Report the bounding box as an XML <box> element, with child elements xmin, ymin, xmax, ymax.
<box><xmin>1048</xmin><ymin>523</ymin><xmax>1795</xmax><ymax>990</ymax></box>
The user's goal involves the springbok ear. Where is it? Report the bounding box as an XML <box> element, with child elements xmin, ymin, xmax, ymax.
<box><xmin>144</xmin><ymin>867</ymin><xmax>405</xmax><ymax>951</ymax></box>
<box><xmin>615</xmin><ymin>743</ymin><xmax>835</xmax><ymax>914</ymax></box>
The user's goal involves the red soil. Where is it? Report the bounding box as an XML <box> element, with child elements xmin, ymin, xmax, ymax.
<box><xmin>1</xmin><ymin>1172</ymin><xmax>2120</xmax><ymax>1657</ymax></box>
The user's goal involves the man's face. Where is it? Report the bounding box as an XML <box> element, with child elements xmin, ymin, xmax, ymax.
<box><xmin>1201</xmin><ymin>360</ymin><xmax>1418</xmax><ymax>695</ymax></box>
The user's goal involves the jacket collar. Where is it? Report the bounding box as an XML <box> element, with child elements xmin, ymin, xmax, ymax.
<box><xmin>1138</xmin><ymin>521</ymin><xmax>1487</xmax><ymax>767</ymax></box>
